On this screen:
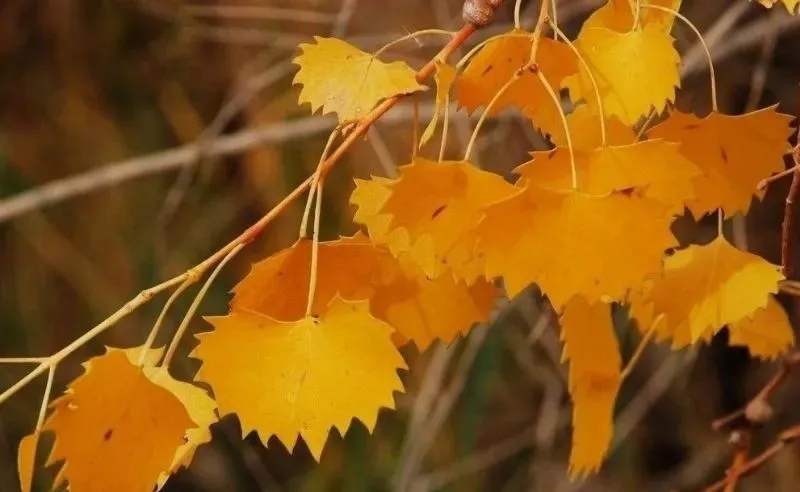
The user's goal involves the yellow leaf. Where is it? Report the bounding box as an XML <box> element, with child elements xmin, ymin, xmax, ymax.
<box><xmin>231</xmin><ymin>235</ymin><xmax>496</xmax><ymax>350</ymax></box>
<box><xmin>140</xmin><ymin>363</ymin><xmax>218</xmax><ymax>486</ymax></box>
<box><xmin>293</xmin><ymin>36</ymin><xmax>426</xmax><ymax>123</ymax></box>
<box><xmin>546</xmin><ymin>104</ymin><xmax>636</xmax><ymax>149</ymax></box>
<box><xmin>564</xmin><ymin>23</ymin><xmax>680</xmax><ymax>125</ymax></box>
<box><xmin>753</xmin><ymin>0</ymin><xmax>800</xmax><ymax>13</ymax></box>
<box><xmin>515</xmin><ymin>140</ymin><xmax>700</xmax><ymax>211</ymax></box>
<box><xmin>647</xmin><ymin>106</ymin><xmax>794</xmax><ymax>217</ymax></box>
<box><xmin>728</xmin><ymin>296</ymin><xmax>795</xmax><ymax>359</ymax></box>
<box><xmin>372</xmin><ymin>255</ymin><xmax>497</xmax><ymax>349</ymax></box>
<box><xmin>456</xmin><ymin>30</ymin><xmax>577</xmax><ymax>134</ymax></box>
<box><xmin>43</xmin><ymin>347</ymin><xmax>201</xmax><ymax>492</ymax></box>
<box><xmin>17</xmin><ymin>433</ymin><xmax>37</xmax><ymax>492</ymax></box>
<box><xmin>420</xmin><ymin>61</ymin><xmax>456</xmax><ymax>148</ymax></box>
<box><xmin>476</xmin><ymin>186</ymin><xmax>677</xmax><ymax>309</ymax></box>
<box><xmin>195</xmin><ymin>297</ymin><xmax>406</xmax><ymax>460</ymax></box>
<box><xmin>560</xmin><ymin>296</ymin><xmax>621</xmax><ymax>477</ymax></box>
<box><xmin>354</xmin><ymin>158</ymin><xmax>517</xmax><ymax>282</ymax></box>
<box><xmin>630</xmin><ymin>236</ymin><xmax>784</xmax><ymax>345</ymax></box>
<box><xmin>583</xmin><ymin>0</ymin><xmax>683</xmax><ymax>32</ymax></box>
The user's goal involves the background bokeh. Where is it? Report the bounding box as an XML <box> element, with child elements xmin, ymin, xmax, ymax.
<box><xmin>1</xmin><ymin>0</ymin><xmax>800</xmax><ymax>490</ymax></box>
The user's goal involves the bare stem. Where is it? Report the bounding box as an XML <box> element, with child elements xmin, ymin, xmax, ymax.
<box><xmin>162</xmin><ymin>243</ymin><xmax>245</xmax><ymax>367</ymax></box>
<box><xmin>643</xmin><ymin>4</ymin><xmax>718</xmax><ymax>112</ymax></box>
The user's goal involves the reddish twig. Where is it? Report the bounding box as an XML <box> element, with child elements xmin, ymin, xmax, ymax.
<box><xmin>721</xmin><ymin>430</ymin><xmax>750</xmax><ymax>492</ymax></box>
<box><xmin>703</xmin><ymin>425</ymin><xmax>800</xmax><ymax>492</ymax></box>
<box><xmin>712</xmin><ymin>351</ymin><xmax>800</xmax><ymax>431</ymax></box>
<box><xmin>780</xmin><ymin>144</ymin><xmax>800</xmax><ymax>278</ymax></box>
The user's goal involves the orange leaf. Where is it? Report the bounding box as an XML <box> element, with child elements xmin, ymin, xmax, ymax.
<box><xmin>231</xmin><ymin>235</ymin><xmax>495</xmax><ymax>350</ymax></box>
<box><xmin>583</xmin><ymin>0</ymin><xmax>683</xmax><ymax>32</ymax></box>
<box><xmin>17</xmin><ymin>433</ymin><xmax>37</xmax><ymax>492</ymax></box>
<box><xmin>560</xmin><ymin>296</ymin><xmax>621</xmax><ymax>477</ymax></box>
<box><xmin>728</xmin><ymin>296</ymin><xmax>795</xmax><ymax>359</ymax></box>
<box><xmin>43</xmin><ymin>347</ymin><xmax>206</xmax><ymax>492</ymax></box>
<box><xmin>629</xmin><ymin>236</ymin><xmax>784</xmax><ymax>346</ymax></box>
<box><xmin>353</xmin><ymin>158</ymin><xmax>517</xmax><ymax>282</ymax></box>
<box><xmin>564</xmin><ymin>23</ymin><xmax>680</xmax><ymax>125</ymax></box>
<box><xmin>476</xmin><ymin>186</ymin><xmax>677</xmax><ymax>309</ymax></box>
<box><xmin>456</xmin><ymin>30</ymin><xmax>577</xmax><ymax>134</ymax></box>
<box><xmin>545</xmin><ymin>104</ymin><xmax>636</xmax><ymax>149</ymax></box>
<box><xmin>647</xmin><ymin>106</ymin><xmax>794</xmax><ymax>217</ymax></box>
<box><xmin>515</xmin><ymin>140</ymin><xmax>700</xmax><ymax>211</ymax></box>
<box><xmin>195</xmin><ymin>297</ymin><xmax>406</xmax><ymax>461</ymax></box>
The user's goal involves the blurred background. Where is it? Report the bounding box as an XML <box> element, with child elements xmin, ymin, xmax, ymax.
<box><xmin>1</xmin><ymin>0</ymin><xmax>800</xmax><ymax>490</ymax></box>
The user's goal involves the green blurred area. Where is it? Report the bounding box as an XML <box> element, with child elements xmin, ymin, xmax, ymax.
<box><xmin>1</xmin><ymin>1</ymin><xmax>800</xmax><ymax>491</ymax></box>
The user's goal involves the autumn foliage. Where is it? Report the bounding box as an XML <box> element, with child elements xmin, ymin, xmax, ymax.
<box><xmin>7</xmin><ymin>0</ymin><xmax>800</xmax><ymax>490</ymax></box>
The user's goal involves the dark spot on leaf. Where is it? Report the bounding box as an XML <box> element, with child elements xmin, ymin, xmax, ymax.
<box><xmin>481</xmin><ymin>64</ymin><xmax>494</xmax><ymax>75</ymax></box>
<box><xmin>720</xmin><ymin>147</ymin><xmax>728</xmax><ymax>163</ymax></box>
<box><xmin>684</xmin><ymin>124</ymin><xmax>700</xmax><ymax>130</ymax></box>
<box><xmin>431</xmin><ymin>204</ymin><xmax>447</xmax><ymax>219</ymax></box>
<box><xmin>104</xmin><ymin>429</ymin><xmax>113</xmax><ymax>441</ymax></box>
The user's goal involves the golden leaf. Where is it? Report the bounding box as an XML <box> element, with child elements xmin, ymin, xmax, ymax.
<box><xmin>564</xmin><ymin>24</ymin><xmax>680</xmax><ymax>125</ymax></box>
<box><xmin>371</xmin><ymin>255</ymin><xmax>497</xmax><ymax>349</ymax></box>
<box><xmin>293</xmin><ymin>36</ymin><xmax>426</xmax><ymax>123</ymax></box>
<box><xmin>515</xmin><ymin>140</ymin><xmax>700</xmax><ymax>211</ymax></box>
<box><xmin>630</xmin><ymin>236</ymin><xmax>784</xmax><ymax>345</ymax></box>
<box><xmin>728</xmin><ymin>296</ymin><xmax>795</xmax><ymax>359</ymax></box>
<box><xmin>194</xmin><ymin>297</ymin><xmax>406</xmax><ymax>460</ymax></box>
<box><xmin>647</xmin><ymin>106</ymin><xmax>794</xmax><ymax>217</ymax></box>
<box><xmin>17</xmin><ymin>433</ymin><xmax>37</xmax><ymax>492</ymax></box>
<box><xmin>43</xmin><ymin>347</ymin><xmax>203</xmax><ymax>492</ymax></box>
<box><xmin>420</xmin><ymin>61</ymin><xmax>456</xmax><ymax>147</ymax></box>
<box><xmin>354</xmin><ymin>158</ymin><xmax>517</xmax><ymax>282</ymax></box>
<box><xmin>560</xmin><ymin>296</ymin><xmax>621</xmax><ymax>477</ymax></box>
<box><xmin>231</xmin><ymin>235</ymin><xmax>496</xmax><ymax>350</ymax></box>
<box><xmin>546</xmin><ymin>104</ymin><xmax>636</xmax><ymax>149</ymax></box>
<box><xmin>456</xmin><ymin>30</ymin><xmax>577</xmax><ymax>134</ymax></box>
<box><xmin>583</xmin><ymin>0</ymin><xmax>683</xmax><ymax>32</ymax></box>
<box><xmin>753</xmin><ymin>0</ymin><xmax>800</xmax><ymax>13</ymax></box>
<box><xmin>476</xmin><ymin>186</ymin><xmax>677</xmax><ymax>309</ymax></box>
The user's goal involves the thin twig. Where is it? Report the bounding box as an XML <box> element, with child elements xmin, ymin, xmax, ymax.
<box><xmin>0</xmin><ymin>10</ymin><xmax>487</xmax><ymax>409</ymax></box>
<box><xmin>703</xmin><ymin>426</ymin><xmax>800</xmax><ymax>492</ymax></box>
<box><xmin>781</xmin><ymin>144</ymin><xmax>800</xmax><ymax>278</ymax></box>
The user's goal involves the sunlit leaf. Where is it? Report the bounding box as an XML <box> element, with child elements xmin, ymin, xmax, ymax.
<box><xmin>293</xmin><ymin>36</ymin><xmax>426</xmax><ymax>123</ymax></box>
<box><xmin>648</xmin><ymin>106</ymin><xmax>794</xmax><ymax>217</ymax></box>
<box><xmin>560</xmin><ymin>296</ymin><xmax>621</xmax><ymax>477</ymax></box>
<box><xmin>564</xmin><ymin>24</ymin><xmax>680</xmax><ymax>125</ymax></box>
<box><xmin>195</xmin><ymin>297</ymin><xmax>406</xmax><ymax>460</ymax></box>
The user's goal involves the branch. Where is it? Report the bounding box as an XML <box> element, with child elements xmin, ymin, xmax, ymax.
<box><xmin>0</xmin><ymin>4</ymin><xmax>500</xmax><ymax>406</ymax></box>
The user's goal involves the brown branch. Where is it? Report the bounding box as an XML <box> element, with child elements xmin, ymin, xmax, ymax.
<box><xmin>781</xmin><ymin>144</ymin><xmax>800</xmax><ymax>278</ymax></box>
<box><xmin>703</xmin><ymin>425</ymin><xmax>800</xmax><ymax>492</ymax></box>
<box><xmin>711</xmin><ymin>351</ymin><xmax>800</xmax><ymax>431</ymax></box>
<box><xmin>0</xmin><ymin>2</ymin><xmax>502</xmax><ymax>407</ymax></box>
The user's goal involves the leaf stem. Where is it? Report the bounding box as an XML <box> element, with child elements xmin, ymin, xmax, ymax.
<box><xmin>621</xmin><ymin>320</ymin><xmax>658</xmax><ymax>381</ymax></box>
<box><xmin>550</xmin><ymin>21</ymin><xmax>607</xmax><ymax>146</ymax></box>
<box><xmin>535</xmin><ymin>69</ymin><xmax>577</xmax><ymax>189</ymax></box>
<box><xmin>439</xmin><ymin>96</ymin><xmax>451</xmax><ymax>162</ymax></box>
<box><xmin>138</xmin><ymin>277</ymin><xmax>197</xmax><ymax>366</ymax></box>
<box><xmin>300</xmin><ymin>129</ymin><xmax>339</xmax><ymax>237</ymax></box>
<box><xmin>162</xmin><ymin>243</ymin><xmax>245</xmax><ymax>368</ymax></box>
<box><xmin>373</xmin><ymin>29</ymin><xmax>455</xmax><ymax>58</ymax></box>
<box><xmin>632</xmin><ymin>0</ymin><xmax>641</xmax><ymax>30</ymax></box>
<box><xmin>463</xmin><ymin>74</ymin><xmax>519</xmax><ymax>161</ymax></box>
<box><xmin>0</xmin><ymin>19</ymin><xmax>484</xmax><ymax>410</ymax></box>
<box><xmin>0</xmin><ymin>358</ymin><xmax>46</xmax><ymax>364</ymax></box>
<box><xmin>305</xmin><ymin>179</ymin><xmax>324</xmax><ymax>317</ymax></box>
<box><xmin>514</xmin><ymin>0</ymin><xmax>523</xmax><ymax>29</ymax></box>
<box><xmin>643</xmin><ymin>4</ymin><xmax>718</xmax><ymax>112</ymax></box>
<box><xmin>412</xmin><ymin>96</ymin><xmax>420</xmax><ymax>157</ymax></box>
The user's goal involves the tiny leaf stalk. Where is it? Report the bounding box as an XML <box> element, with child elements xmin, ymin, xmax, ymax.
<box><xmin>301</xmin><ymin>128</ymin><xmax>340</xmax><ymax>238</ymax></box>
<box><xmin>161</xmin><ymin>243</ymin><xmax>245</xmax><ymax>368</ymax></box>
<box><xmin>0</xmin><ymin>6</ymin><xmax>500</xmax><ymax>409</ymax></box>
<box><xmin>305</xmin><ymin>179</ymin><xmax>325</xmax><ymax>318</ymax></box>
<box><xmin>643</xmin><ymin>4</ymin><xmax>719</xmax><ymax>112</ymax></box>
<box><xmin>138</xmin><ymin>277</ymin><xmax>197</xmax><ymax>366</ymax></box>
<box><xmin>550</xmin><ymin>20</ymin><xmax>607</xmax><ymax>146</ymax></box>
